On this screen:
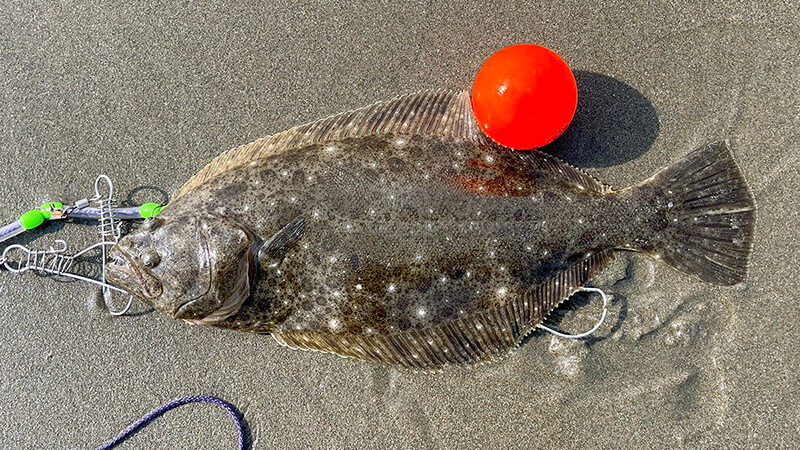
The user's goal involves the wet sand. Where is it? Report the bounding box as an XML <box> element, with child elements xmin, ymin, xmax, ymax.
<box><xmin>1</xmin><ymin>1</ymin><xmax>798</xmax><ymax>448</ymax></box>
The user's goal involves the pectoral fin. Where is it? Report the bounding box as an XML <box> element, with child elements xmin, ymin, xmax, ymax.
<box><xmin>258</xmin><ymin>216</ymin><xmax>307</xmax><ymax>270</ymax></box>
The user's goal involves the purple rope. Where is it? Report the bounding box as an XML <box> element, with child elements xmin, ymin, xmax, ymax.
<box><xmin>95</xmin><ymin>395</ymin><xmax>246</xmax><ymax>450</ymax></box>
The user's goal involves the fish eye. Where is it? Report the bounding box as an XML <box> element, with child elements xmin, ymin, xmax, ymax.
<box><xmin>140</xmin><ymin>248</ymin><xmax>161</xmax><ymax>268</ymax></box>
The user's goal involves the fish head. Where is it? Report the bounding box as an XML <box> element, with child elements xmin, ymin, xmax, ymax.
<box><xmin>106</xmin><ymin>212</ymin><xmax>255</xmax><ymax>322</ymax></box>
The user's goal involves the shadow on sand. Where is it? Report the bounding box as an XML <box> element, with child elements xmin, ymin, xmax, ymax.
<box><xmin>542</xmin><ymin>71</ymin><xmax>659</xmax><ymax>168</ymax></box>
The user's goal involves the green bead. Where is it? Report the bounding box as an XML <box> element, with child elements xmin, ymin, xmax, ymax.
<box><xmin>20</xmin><ymin>209</ymin><xmax>45</xmax><ymax>230</ymax></box>
<box><xmin>39</xmin><ymin>202</ymin><xmax>63</xmax><ymax>220</ymax></box>
<box><xmin>140</xmin><ymin>203</ymin><xmax>163</xmax><ymax>218</ymax></box>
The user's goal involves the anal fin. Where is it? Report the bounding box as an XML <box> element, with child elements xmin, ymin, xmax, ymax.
<box><xmin>272</xmin><ymin>251</ymin><xmax>617</xmax><ymax>370</ymax></box>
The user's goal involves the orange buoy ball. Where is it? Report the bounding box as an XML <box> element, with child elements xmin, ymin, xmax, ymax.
<box><xmin>471</xmin><ymin>44</ymin><xmax>578</xmax><ymax>150</ymax></box>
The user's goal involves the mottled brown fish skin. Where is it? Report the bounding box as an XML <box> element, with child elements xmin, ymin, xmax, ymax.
<box><xmin>161</xmin><ymin>134</ymin><xmax>649</xmax><ymax>336</ymax></box>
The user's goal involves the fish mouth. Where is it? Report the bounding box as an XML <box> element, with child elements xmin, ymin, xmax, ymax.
<box><xmin>106</xmin><ymin>246</ymin><xmax>163</xmax><ymax>300</ymax></box>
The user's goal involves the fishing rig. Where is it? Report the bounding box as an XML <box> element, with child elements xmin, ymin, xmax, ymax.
<box><xmin>0</xmin><ymin>175</ymin><xmax>161</xmax><ymax>315</ymax></box>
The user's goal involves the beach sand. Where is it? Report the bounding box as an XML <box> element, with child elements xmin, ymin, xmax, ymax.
<box><xmin>1</xmin><ymin>1</ymin><xmax>797</xmax><ymax>448</ymax></box>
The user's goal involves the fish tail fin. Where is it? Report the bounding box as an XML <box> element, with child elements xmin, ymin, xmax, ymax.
<box><xmin>631</xmin><ymin>140</ymin><xmax>756</xmax><ymax>285</ymax></box>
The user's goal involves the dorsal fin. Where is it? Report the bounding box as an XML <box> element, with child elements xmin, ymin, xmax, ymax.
<box><xmin>271</xmin><ymin>251</ymin><xmax>616</xmax><ymax>370</ymax></box>
<box><xmin>171</xmin><ymin>90</ymin><xmax>490</xmax><ymax>202</ymax></box>
<box><xmin>514</xmin><ymin>150</ymin><xmax>610</xmax><ymax>195</ymax></box>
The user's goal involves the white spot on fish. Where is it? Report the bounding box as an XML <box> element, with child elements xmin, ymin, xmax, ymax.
<box><xmin>417</xmin><ymin>308</ymin><xmax>426</xmax><ymax>317</ymax></box>
<box><xmin>290</xmin><ymin>197</ymin><xmax>297</xmax><ymax>203</ymax></box>
<box><xmin>388</xmin><ymin>283</ymin><xmax>396</xmax><ymax>292</ymax></box>
<box><xmin>440</xmin><ymin>276</ymin><xmax>447</xmax><ymax>283</ymax></box>
<box><xmin>345</xmin><ymin>224</ymin><xmax>352</xmax><ymax>230</ymax></box>
<box><xmin>369</xmin><ymin>209</ymin><xmax>375</xmax><ymax>214</ymax></box>
<box><xmin>497</xmin><ymin>287</ymin><xmax>507</xmax><ymax>296</ymax></box>
<box><xmin>526</xmin><ymin>245</ymin><xmax>532</xmax><ymax>251</ymax></box>
<box><xmin>329</xmin><ymin>256</ymin><xmax>337</xmax><ymax>263</ymax></box>
<box><xmin>313</xmin><ymin>210</ymin><xmax>320</xmax><ymax>218</ymax></box>
<box><xmin>329</xmin><ymin>318</ymin><xmax>340</xmax><ymax>330</ymax></box>
<box><xmin>485</xmin><ymin>155</ymin><xmax>494</xmax><ymax>163</ymax></box>
<box><xmin>250</xmin><ymin>161</ymin><xmax>257</xmax><ymax>166</ymax></box>
<box><xmin>465</xmin><ymin>271</ymin><xmax>471</xmax><ymax>277</ymax></box>
<box><xmin>281</xmin><ymin>170</ymin><xmax>288</xmax><ymax>177</ymax></box>
<box><xmin>394</xmin><ymin>138</ymin><xmax>406</xmax><ymax>146</ymax></box>
<box><xmin>325</xmin><ymin>145</ymin><xmax>336</xmax><ymax>153</ymax></box>
<box><xmin>355</xmin><ymin>284</ymin><xmax>363</xmax><ymax>290</ymax></box>
<box><xmin>476</xmin><ymin>323</ymin><xmax>483</xmax><ymax>330</ymax></box>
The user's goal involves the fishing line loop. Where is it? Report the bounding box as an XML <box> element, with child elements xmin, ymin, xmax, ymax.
<box><xmin>95</xmin><ymin>395</ymin><xmax>247</xmax><ymax>450</ymax></box>
<box><xmin>540</xmin><ymin>286</ymin><xmax>609</xmax><ymax>339</ymax></box>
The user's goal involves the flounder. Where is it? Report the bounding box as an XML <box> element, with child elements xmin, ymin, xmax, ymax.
<box><xmin>106</xmin><ymin>90</ymin><xmax>756</xmax><ymax>369</ymax></box>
